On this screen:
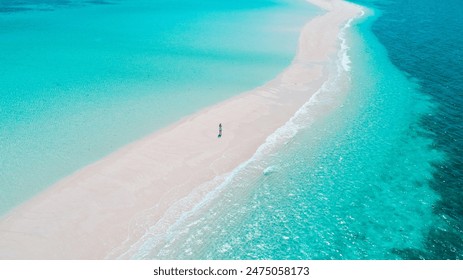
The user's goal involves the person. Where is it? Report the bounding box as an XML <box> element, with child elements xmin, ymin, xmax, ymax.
<box><xmin>218</xmin><ymin>123</ymin><xmax>222</xmax><ymax>138</ymax></box>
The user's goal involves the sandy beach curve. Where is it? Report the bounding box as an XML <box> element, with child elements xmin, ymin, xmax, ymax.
<box><xmin>0</xmin><ymin>0</ymin><xmax>363</xmax><ymax>259</ymax></box>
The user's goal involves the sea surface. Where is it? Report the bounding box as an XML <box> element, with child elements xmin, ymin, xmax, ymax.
<box><xmin>123</xmin><ymin>0</ymin><xmax>463</xmax><ymax>259</ymax></box>
<box><xmin>1</xmin><ymin>0</ymin><xmax>461</xmax><ymax>260</ymax></box>
<box><xmin>0</xmin><ymin>0</ymin><xmax>318</xmax><ymax>214</ymax></box>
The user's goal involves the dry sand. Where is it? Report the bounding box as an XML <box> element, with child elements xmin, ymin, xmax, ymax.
<box><xmin>0</xmin><ymin>0</ymin><xmax>362</xmax><ymax>259</ymax></box>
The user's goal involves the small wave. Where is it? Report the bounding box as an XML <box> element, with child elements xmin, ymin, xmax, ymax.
<box><xmin>263</xmin><ymin>165</ymin><xmax>279</xmax><ymax>175</ymax></box>
<box><xmin>338</xmin><ymin>19</ymin><xmax>354</xmax><ymax>72</ymax></box>
<box><xmin>338</xmin><ymin>9</ymin><xmax>365</xmax><ymax>72</ymax></box>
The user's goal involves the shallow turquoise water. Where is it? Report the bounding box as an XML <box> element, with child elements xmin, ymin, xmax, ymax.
<box><xmin>130</xmin><ymin>7</ymin><xmax>453</xmax><ymax>260</ymax></box>
<box><xmin>0</xmin><ymin>0</ymin><xmax>318</xmax><ymax>214</ymax></box>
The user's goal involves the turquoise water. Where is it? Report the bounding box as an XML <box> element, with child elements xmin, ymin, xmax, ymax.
<box><xmin>0</xmin><ymin>0</ymin><xmax>318</xmax><ymax>214</ymax></box>
<box><xmin>350</xmin><ymin>0</ymin><xmax>463</xmax><ymax>260</ymax></box>
<box><xmin>126</xmin><ymin>1</ymin><xmax>462</xmax><ymax>259</ymax></box>
<box><xmin>3</xmin><ymin>0</ymin><xmax>461</xmax><ymax>260</ymax></box>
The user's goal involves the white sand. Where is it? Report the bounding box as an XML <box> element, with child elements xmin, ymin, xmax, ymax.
<box><xmin>0</xmin><ymin>0</ymin><xmax>362</xmax><ymax>259</ymax></box>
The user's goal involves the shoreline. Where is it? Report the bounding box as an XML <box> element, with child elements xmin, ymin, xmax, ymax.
<box><xmin>0</xmin><ymin>0</ymin><xmax>363</xmax><ymax>259</ymax></box>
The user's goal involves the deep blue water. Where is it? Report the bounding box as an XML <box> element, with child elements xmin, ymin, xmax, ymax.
<box><xmin>351</xmin><ymin>0</ymin><xmax>463</xmax><ymax>260</ymax></box>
